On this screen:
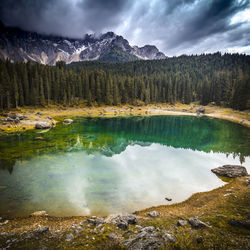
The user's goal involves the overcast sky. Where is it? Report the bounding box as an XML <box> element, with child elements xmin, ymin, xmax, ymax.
<box><xmin>0</xmin><ymin>0</ymin><xmax>250</xmax><ymax>56</ymax></box>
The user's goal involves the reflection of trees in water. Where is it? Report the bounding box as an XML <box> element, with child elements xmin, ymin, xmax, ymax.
<box><xmin>0</xmin><ymin>116</ymin><xmax>249</xmax><ymax>173</ymax></box>
<box><xmin>0</xmin><ymin>159</ymin><xmax>15</xmax><ymax>174</ymax></box>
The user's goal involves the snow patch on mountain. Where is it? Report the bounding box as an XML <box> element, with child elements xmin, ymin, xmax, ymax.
<box><xmin>0</xmin><ymin>24</ymin><xmax>166</xmax><ymax>65</ymax></box>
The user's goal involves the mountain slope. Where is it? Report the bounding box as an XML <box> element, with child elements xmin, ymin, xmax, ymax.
<box><xmin>0</xmin><ymin>23</ymin><xmax>166</xmax><ymax>65</ymax></box>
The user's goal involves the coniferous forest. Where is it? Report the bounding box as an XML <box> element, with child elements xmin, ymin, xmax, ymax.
<box><xmin>0</xmin><ymin>52</ymin><xmax>249</xmax><ymax>111</ymax></box>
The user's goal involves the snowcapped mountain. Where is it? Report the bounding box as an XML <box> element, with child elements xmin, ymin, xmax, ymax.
<box><xmin>0</xmin><ymin>22</ymin><xmax>166</xmax><ymax>65</ymax></box>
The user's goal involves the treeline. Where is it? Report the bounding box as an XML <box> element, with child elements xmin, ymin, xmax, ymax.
<box><xmin>0</xmin><ymin>52</ymin><xmax>249</xmax><ymax>110</ymax></box>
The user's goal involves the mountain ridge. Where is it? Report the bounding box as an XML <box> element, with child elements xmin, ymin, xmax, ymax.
<box><xmin>0</xmin><ymin>23</ymin><xmax>166</xmax><ymax>65</ymax></box>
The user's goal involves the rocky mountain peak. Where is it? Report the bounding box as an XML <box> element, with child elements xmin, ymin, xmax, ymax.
<box><xmin>0</xmin><ymin>24</ymin><xmax>166</xmax><ymax>64</ymax></box>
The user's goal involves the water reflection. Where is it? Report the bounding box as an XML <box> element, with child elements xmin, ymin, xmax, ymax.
<box><xmin>0</xmin><ymin>116</ymin><xmax>249</xmax><ymax>217</ymax></box>
<box><xmin>0</xmin><ymin>143</ymin><xmax>249</xmax><ymax>217</ymax></box>
<box><xmin>0</xmin><ymin>116</ymin><xmax>249</xmax><ymax>174</ymax></box>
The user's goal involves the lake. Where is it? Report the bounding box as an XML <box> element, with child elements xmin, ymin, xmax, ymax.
<box><xmin>0</xmin><ymin>116</ymin><xmax>249</xmax><ymax>217</ymax></box>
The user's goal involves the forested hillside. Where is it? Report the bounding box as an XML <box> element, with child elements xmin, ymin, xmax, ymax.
<box><xmin>0</xmin><ymin>52</ymin><xmax>249</xmax><ymax>110</ymax></box>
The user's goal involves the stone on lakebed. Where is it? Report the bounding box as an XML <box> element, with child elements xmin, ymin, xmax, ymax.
<box><xmin>63</xmin><ymin>119</ymin><xmax>73</xmax><ymax>124</ymax></box>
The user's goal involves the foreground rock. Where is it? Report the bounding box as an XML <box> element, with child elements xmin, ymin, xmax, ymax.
<box><xmin>188</xmin><ymin>218</ymin><xmax>209</xmax><ymax>229</ymax></box>
<box><xmin>123</xmin><ymin>228</ymin><xmax>175</xmax><ymax>249</ymax></box>
<box><xmin>177</xmin><ymin>220</ymin><xmax>187</xmax><ymax>227</ymax></box>
<box><xmin>65</xmin><ymin>233</ymin><xmax>74</xmax><ymax>241</ymax></box>
<box><xmin>33</xmin><ymin>225</ymin><xmax>50</xmax><ymax>234</ymax></box>
<box><xmin>228</xmin><ymin>219</ymin><xmax>250</xmax><ymax>229</ymax></box>
<box><xmin>117</xmin><ymin>214</ymin><xmax>138</xmax><ymax>229</ymax></box>
<box><xmin>84</xmin><ymin>217</ymin><xmax>105</xmax><ymax>226</ymax></box>
<box><xmin>211</xmin><ymin>165</ymin><xmax>248</xmax><ymax>178</ymax></box>
<box><xmin>105</xmin><ymin>214</ymin><xmax>138</xmax><ymax>230</ymax></box>
<box><xmin>35</xmin><ymin>122</ymin><xmax>52</xmax><ymax>129</ymax></box>
<box><xmin>148</xmin><ymin>211</ymin><xmax>160</xmax><ymax>217</ymax></box>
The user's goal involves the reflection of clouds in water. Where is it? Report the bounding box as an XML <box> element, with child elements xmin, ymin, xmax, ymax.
<box><xmin>111</xmin><ymin>144</ymin><xmax>249</xmax><ymax>207</ymax></box>
<box><xmin>64</xmin><ymin>174</ymin><xmax>90</xmax><ymax>216</ymax></box>
<box><xmin>62</xmin><ymin>152</ymin><xmax>91</xmax><ymax>215</ymax></box>
<box><xmin>2</xmin><ymin>144</ymin><xmax>250</xmax><ymax>217</ymax></box>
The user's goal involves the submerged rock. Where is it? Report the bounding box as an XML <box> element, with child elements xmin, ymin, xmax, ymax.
<box><xmin>35</xmin><ymin>122</ymin><xmax>52</xmax><ymax>129</ymax></box>
<box><xmin>148</xmin><ymin>211</ymin><xmax>160</xmax><ymax>217</ymax></box>
<box><xmin>63</xmin><ymin>119</ymin><xmax>73</xmax><ymax>124</ymax></box>
<box><xmin>34</xmin><ymin>137</ymin><xmax>45</xmax><ymax>141</ymax></box>
<box><xmin>188</xmin><ymin>218</ymin><xmax>209</xmax><ymax>229</ymax></box>
<box><xmin>211</xmin><ymin>165</ymin><xmax>248</xmax><ymax>178</ymax></box>
<box><xmin>165</xmin><ymin>197</ymin><xmax>172</xmax><ymax>201</ymax></box>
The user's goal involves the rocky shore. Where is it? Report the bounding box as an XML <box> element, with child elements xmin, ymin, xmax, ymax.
<box><xmin>0</xmin><ymin>103</ymin><xmax>249</xmax><ymax>134</ymax></box>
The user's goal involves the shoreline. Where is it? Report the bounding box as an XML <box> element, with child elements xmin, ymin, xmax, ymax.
<box><xmin>0</xmin><ymin>104</ymin><xmax>249</xmax><ymax>247</ymax></box>
<box><xmin>0</xmin><ymin>103</ymin><xmax>249</xmax><ymax>133</ymax></box>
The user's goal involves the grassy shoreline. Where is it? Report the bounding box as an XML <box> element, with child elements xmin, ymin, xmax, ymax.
<box><xmin>0</xmin><ymin>103</ymin><xmax>249</xmax><ymax>133</ymax></box>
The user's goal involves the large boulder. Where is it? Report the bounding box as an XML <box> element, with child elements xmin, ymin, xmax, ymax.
<box><xmin>35</xmin><ymin>122</ymin><xmax>52</xmax><ymax>129</ymax></box>
<box><xmin>211</xmin><ymin>165</ymin><xmax>248</xmax><ymax>178</ymax></box>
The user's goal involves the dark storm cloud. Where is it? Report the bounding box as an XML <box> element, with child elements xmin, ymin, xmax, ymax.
<box><xmin>0</xmin><ymin>0</ymin><xmax>249</xmax><ymax>55</ymax></box>
<box><xmin>0</xmin><ymin>0</ymin><xmax>74</xmax><ymax>36</ymax></box>
<box><xmin>76</xmin><ymin>0</ymin><xmax>133</xmax><ymax>31</ymax></box>
<box><xmin>0</xmin><ymin>0</ymin><xmax>133</xmax><ymax>37</ymax></box>
<box><xmin>167</xmin><ymin>0</ymin><xmax>249</xmax><ymax>47</ymax></box>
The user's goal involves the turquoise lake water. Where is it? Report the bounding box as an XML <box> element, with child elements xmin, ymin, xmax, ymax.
<box><xmin>0</xmin><ymin>116</ymin><xmax>249</xmax><ymax>217</ymax></box>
